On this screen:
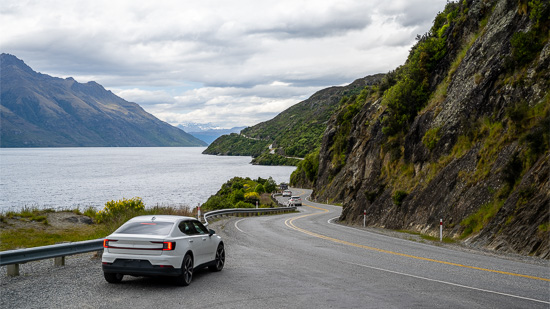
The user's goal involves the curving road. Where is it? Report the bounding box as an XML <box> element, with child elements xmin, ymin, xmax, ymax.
<box><xmin>2</xmin><ymin>189</ymin><xmax>549</xmax><ymax>308</ymax></box>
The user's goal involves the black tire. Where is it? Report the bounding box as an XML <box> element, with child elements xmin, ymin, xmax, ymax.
<box><xmin>209</xmin><ymin>243</ymin><xmax>225</xmax><ymax>272</ymax></box>
<box><xmin>174</xmin><ymin>254</ymin><xmax>193</xmax><ymax>286</ymax></box>
<box><xmin>104</xmin><ymin>272</ymin><xmax>123</xmax><ymax>283</ymax></box>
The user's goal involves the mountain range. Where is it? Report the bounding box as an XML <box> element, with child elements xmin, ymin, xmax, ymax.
<box><xmin>178</xmin><ymin>123</ymin><xmax>246</xmax><ymax>145</ymax></box>
<box><xmin>0</xmin><ymin>53</ymin><xmax>206</xmax><ymax>147</ymax></box>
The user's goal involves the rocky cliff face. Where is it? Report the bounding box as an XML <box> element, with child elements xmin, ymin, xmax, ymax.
<box><xmin>313</xmin><ymin>0</ymin><xmax>549</xmax><ymax>258</ymax></box>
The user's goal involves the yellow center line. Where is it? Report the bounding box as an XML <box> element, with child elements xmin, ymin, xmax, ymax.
<box><xmin>285</xmin><ymin>203</ymin><xmax>550</xmax><ymax>282</ymax></box>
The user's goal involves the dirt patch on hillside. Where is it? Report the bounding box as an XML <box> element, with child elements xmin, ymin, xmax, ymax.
<box><xmin>0</xmin><ymin>212</ymin><xmax>94</xmax><ymax>231</ymax></box>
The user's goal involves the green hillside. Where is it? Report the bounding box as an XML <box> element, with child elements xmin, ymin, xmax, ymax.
<box><xmin>203</xmin><ymin>74</ymin><xmax>383</xmax><ymax>165</ymax></box>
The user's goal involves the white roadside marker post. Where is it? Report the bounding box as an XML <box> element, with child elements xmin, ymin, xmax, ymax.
<box><xmin>363</xmin><ymin>209</ymin><xmax>366</xmax><ymax>227</ymax></box>
<box><xmin>440</xmin><ymin>219</ymin><xmax>443</xmax><ymax>242</ymax></box>
<box><xmin>198</xmin><ymin>204</ymin><xmax>201</xmax><ymax>221</ymax></box>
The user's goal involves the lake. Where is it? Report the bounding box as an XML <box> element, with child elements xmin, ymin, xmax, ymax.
<box><xmin>0</xmin><ymin>147</ymin><xmax>296</xmax><ymax>212</ymax></box>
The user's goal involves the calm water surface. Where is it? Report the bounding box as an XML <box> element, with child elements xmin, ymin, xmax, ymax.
<box><xmin>0</xmin><ymin>147</ymin><xmax>295</xmax><ymax>212</ymax></box>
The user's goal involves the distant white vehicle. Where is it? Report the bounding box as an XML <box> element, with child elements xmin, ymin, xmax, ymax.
<box><xmin>102</xmin><ymin>215</ymin><xmax>225</xmax><ymax>286</ymax></box>
<box><xmin>282</xmin><ymin>190</ymin><xmax>292</xmax><ymax>197</ymax></box>
<box><xmin>287</xmin><ymin>196</ymin><xmax>302</xmax><ymax>206</ymax></box>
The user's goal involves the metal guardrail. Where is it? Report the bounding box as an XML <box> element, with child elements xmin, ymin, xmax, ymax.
<box><xmin>0</xmin><ymin>239</ymin><xmax>104</xmax><ymax>276</ymax></box>
<box><xmin>0</xmin><ymin>239</ymin><xmax>104</xmax><ymax>266</ymax></box>
<box><xmin>203</xmin><ymin>206</ymin><xmax>296</xmax><ymax>225</ymax></box>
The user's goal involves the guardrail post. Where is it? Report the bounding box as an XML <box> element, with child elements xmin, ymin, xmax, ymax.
<box><xmin>54</xmin><ymin>256</ymin><xmax>65</xmax><ymax>267</ymax></box>
<box><xmin>7</xmin><ymin>264</ymin><xmax>19</xmax><ymax>276</ymax></box>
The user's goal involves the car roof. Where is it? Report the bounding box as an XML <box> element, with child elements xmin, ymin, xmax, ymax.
<box><xmin>126</xmin><ymin>215</ymin><xmax>197</xmax><ymax>223</ymax></box>
<box><xmin>291</xmin><ymin>196</ymin><xmax>301</xmax><ymax>198</ymax></box>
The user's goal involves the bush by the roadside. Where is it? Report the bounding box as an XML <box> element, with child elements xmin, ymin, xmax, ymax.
<box><xmin>95</xmin><ymin>197</ymin><xmax>145</xmax><ymax>223</ymax></box>
<box><xmin>201</xmin><ymin>176</ymin><xmax>278</xmax><ymax>211</ymax></box>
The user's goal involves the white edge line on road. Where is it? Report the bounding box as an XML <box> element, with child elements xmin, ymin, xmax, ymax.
<box><xmin>235</xmin><ymin>218</ymin><xmax>246</xmax><ymax>233</ymax></box>
<box><xmin>347</xmin><ymin>261</ymin><xmax>549</xmax><ymax>305</ymax></box>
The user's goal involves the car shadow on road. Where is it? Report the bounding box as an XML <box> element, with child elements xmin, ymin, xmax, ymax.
<box><xmin>104</xmin><ymin>268</ymin><xmax>214</xmax><ymax>288</ymax></box>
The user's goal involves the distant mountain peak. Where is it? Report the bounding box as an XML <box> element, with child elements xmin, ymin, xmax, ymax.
<box><xmin>1</xmin><ymin>53</ymin><xmax>35</xmax><ymax>75</ymax></box>
<box><xmin>0</xmin><ymin>54</ymin><xmax>206</xmax><ymax>147</ymax></box>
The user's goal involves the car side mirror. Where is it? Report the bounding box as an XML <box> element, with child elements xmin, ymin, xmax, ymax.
<box><xmin>209</xmin><ymin>229</ymin><xmax>216</xmax><ymax>236</ymax></box>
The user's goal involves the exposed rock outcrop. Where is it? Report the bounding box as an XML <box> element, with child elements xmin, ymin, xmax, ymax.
<box><xmin>313</xmin><ymin>0</ymin><xmax>549</xmax><ymax>258</ymax></box>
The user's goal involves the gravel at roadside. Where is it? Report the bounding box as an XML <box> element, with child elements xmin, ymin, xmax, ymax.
<box><xmin>1</xmin><ymin>252</ymin><xmax>103</xmax><ymax>309</ymax></box>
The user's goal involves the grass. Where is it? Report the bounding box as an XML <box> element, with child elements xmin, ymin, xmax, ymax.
<box><xmin>3</xmin><ymin>206</ymin><xmax>55</xmax><ymax>224</ymax></box>
<box><xmin>460</xmin><ymin>199</ymin><xmax>505</xmax><ymax>239</ymax></box>
<box><xmin>1</xmin><ymin>226</ymin><xmax>105</xmax><ymax>251</ymax></box>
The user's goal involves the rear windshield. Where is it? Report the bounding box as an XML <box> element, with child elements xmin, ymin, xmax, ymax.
<box><xmin>116</xmin><ymin>222</ymin><xmax>174</xmax><ymax>235</ymax></box>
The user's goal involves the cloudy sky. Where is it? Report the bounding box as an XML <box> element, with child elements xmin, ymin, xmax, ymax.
<box><xmin>1</xmin><ymin>0</ymin><xmax>448</xmax><ymax>129</ymax></box>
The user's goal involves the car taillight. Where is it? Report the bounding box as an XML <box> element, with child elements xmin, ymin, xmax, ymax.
<box><xmin>163</xmin><ymin>242</ymin><xmax>176</xmax><ymax>250</ymax></box>
<box><xmin>103</xmin><ymin>239</ymin><xmax>117</xmax><ymax>248</ymax></box>
<box><xmin>152</xmin><ymin>241</ymin><xmax>176</xmax><ymax>250</ymax></box>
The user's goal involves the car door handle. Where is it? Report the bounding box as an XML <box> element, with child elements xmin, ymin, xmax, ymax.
<box><xmin>189</xmin><ymin>240</ymin><xmax>194</xmax><ymax>243</ymax></box>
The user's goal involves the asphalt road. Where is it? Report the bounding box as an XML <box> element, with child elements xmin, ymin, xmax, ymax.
<box><xmin>2</xmin><ymin>189</ymin><xmax>549</xmax><ymax>308</ymax></box>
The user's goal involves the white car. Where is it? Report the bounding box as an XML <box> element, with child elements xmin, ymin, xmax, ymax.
<box><xmin>282</xmin><ymin>190</ymin><xmax>292</xmax><ymax>197</ymax></box>
<box><xmin>102</xmin><ymin>215</ymin><xmax>225</xmax><ymax>286</ymax></box>
<box><xmin>287</xmin><ymin>196</ymin><xmax>302</xmax><ymax>206</ymax></box>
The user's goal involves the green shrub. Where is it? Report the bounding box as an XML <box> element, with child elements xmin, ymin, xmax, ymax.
<box><xmin>83</xmin><ymin>206</ymin><xmax>97</xmax><ymax>219</ymax></box>
<box><xmin>244</xmin><ymin>192</ymin><xmax>260</xmax><ymax>204</ymax></box>
<box><xmin>235</xmin><ymin>201</ymin><xmax>255</xmax><ymax>208</ymax></box>
<box><xmin>202</xmin><ymin>195</ymin><xmax>232</xmax><ymax>211</ymax></box>
<box><xmin>422</xmin><ymin>127</ymin><xmax>441</xmax><ymax>151</ymax></box>
<box><xmin>96</xmin><ymin>197</ymin><xmax>145</xmax><ymax>223</ymax></box>
<box><xmin>254</xmin><ymin>184</ymin><xmax>265</xmax><ymax>194</ymax></box>
<box><xmin>528</xmin><ymin>0</ymin><xmax>548</xmax><ymax>29</ymax></box>
<box><xmin>263</xmin><ymin>177</ymin><xmax>277</xmax><ymax>193</ymax></box>
<box><xmin>232</xmin><ymin>182</ymin><xmax>244</xmax><ymax>190</ymax></box>
<box><xmin>509</xmin><ymin>0</ymin><xmax>549</xmax><ymax>67</ymax></box>
<box><xmin>230</xmin><ymin>189</ymin><xmax>245</xmax><ymax>204</ymax></box>
<box><xmin>437</xmin><ymin>24</ymin><xmax>450</xmax><ymax>38</ymax></box>
<box><xmin>511</xmin><ymin>30</ymin><xmax>544</xmax><ymax>66</ymax></box>
<box><xmin>392</xmin><ymin>191</ymin><xmax>408</xmax><ymax>206</ymax></box>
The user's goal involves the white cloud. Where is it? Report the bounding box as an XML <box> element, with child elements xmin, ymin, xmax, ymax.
<box><xmin>0</xmin><ymin>0</ymin><xmax>449</xmax><ymax>128</ymax></box>
<box><xmin>113</xmin><ymin>88</ymin><xmax>177</xmax><ymax>107</ymax></box>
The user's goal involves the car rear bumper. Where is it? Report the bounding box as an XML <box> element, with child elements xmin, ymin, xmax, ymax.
<box><xmin>102</xmin><ymin>259</ymin><xmax>182</xmax><ymax>277</ymax></box>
